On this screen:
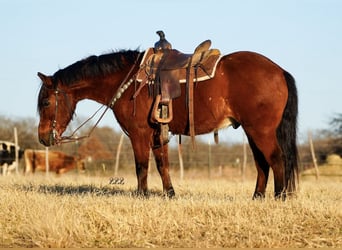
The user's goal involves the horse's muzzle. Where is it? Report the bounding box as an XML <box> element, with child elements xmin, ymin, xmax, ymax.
<box><xmin>39</xmin><ymin>130</ymin><xmax>58</xmax><ymax>146</ymax></box>
<box><xmin>39</xmin><ymin>137</ymin><xmax>50</xmax><ymax>147</ymax></box>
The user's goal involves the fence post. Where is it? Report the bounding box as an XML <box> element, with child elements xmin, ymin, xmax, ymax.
<box><xmin>114</xmin><ymin>133</ymin><xmax>124</xmax><ymax>176</ymax></box>
<box><xmin>14</xmin><ymin>127</ymin><xmax>19</xmax><ymax>175</ymax></box>
<box><xmin>178</xmin><ymin>135</ymin><xmax>184</xmax><ymax>180</ymax></box>
<box><xmin>308</xmin><ymin>131</ymin><xmax>319</xmax><ymax>180</ymax></box>
<box><xmin>45</xmin><ymin>147</ymin><xmax>49</xmax><ymax>176</ymax></box>
<box><xmin>242</xmin><ymin>133</ymin><xmax>247</xmax><ymax>182</ymax></box>
<box><xmin>208</xmin><ymin>139</ymin><xmax>212</xmax><ymax>178</ymax></box>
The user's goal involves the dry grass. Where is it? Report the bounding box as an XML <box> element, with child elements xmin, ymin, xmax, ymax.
<box><xmin>0</xmin><ymin>170</ymin><xmax>341</xmax><ymax>248</ymax></box>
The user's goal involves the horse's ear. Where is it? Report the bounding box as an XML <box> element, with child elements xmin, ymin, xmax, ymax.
<box><xmin>37</xmin><ymin>72</ymin><xmax>53</xmax><ymax>87</ymax></box>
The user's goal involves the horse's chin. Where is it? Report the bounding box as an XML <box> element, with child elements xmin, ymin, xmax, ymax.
<box><xmin>39</xmin><ymin>137</ymin><xmax>52</xmax><ymax>147</ymax></box>
<box><xmin>39</xmin><ymin>129</ymin><xmax>62</xmax><ymax>147</ymax></box>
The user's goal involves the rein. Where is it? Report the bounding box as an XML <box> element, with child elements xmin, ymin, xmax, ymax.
<box><xmin>52</xmin><ymin>53</ymin><xmax>142</xmax><ymax>145</ymax></box>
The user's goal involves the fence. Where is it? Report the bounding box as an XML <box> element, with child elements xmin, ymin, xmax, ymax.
<box><xmin>3</xmin><ymin>127</ymin><xmax>341</xmax><ymax>180</ymax></box>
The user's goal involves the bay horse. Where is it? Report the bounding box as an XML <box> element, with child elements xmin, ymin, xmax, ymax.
<box><xmin>37</xmin><ymin>49</ymin><xmax>298</xmax><ymax>200</ymax></box>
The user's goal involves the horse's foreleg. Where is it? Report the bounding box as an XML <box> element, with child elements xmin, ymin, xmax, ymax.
<box><xmin>152</xmin><ymin>143</ymin><xmax>175</xmax><ymax>198</ymax></box>
<box><xmin>135</xmin><ymin>160</ymin><xmax>149</xmax><ymax>196</ymax></box>
<box><xmin>130</xmin><ymin>137</ymin><xmax>151</xmax><ymax>196</ymax></box>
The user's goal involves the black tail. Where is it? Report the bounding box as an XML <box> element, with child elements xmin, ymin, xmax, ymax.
<box><xmin>276</xmin><ymin>71</ymin><xmax>299</xmax><ymax>194</ymax></box>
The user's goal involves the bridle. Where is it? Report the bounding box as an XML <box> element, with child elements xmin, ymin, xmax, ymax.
<box><xmin>48</xmin><ymin>52</ymin><xmax>142</xmax><ymax>145</ymax></box>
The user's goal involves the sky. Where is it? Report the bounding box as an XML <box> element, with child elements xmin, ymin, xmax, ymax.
<box><xmin>1</xmin><ymin>0</ymin><xmax>341</xmax><ymax>144</ymax></box>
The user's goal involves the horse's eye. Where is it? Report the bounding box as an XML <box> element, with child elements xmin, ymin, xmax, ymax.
<box><xmin>42</xmin><ymin>99</ymin><xmax>50</xmax><ymax>107</ymax></box>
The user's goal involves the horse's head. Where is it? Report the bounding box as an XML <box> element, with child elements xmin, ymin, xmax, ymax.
<box><xmin>37</xmin><ymin>72</ymin><xmax>76</xmax><ymax>146</ymax></box>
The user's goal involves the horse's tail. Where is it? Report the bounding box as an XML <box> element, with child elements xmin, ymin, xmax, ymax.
<box><xmin>277</xmin><ymin>71</ymin><xmax>299</xmax><ymax>195</ymax></box>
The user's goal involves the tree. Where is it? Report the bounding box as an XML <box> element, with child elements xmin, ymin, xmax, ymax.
<box><xmin>78</xmin><ymin>135</ymin><xmax>113</xmax><ymax>160</ymax></box>
<box><xmin>329</xmin><ymin>113</ymin><xmax>342</xmax><ymax>156</ymax></box>
<box><xmin>0</xmin><ymin>116</ymin><xmax>40</xmax><ymax>150</ymax></box>
<box><xmin>330</xmin><ymin>113</ymin><xmax>342</xmax><ymax>136</ymax></box>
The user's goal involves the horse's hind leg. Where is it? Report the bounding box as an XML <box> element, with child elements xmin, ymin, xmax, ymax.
<box><xmin>152</xmin><ymin>144</ymin><xmax>175</xmax><ymax>198</ymax></box>
<box><xmin>247</xmin><ymin>135</ymin><xmax>270</xmax><ymax>199</ymax></box>
<box><xmin>246</xmin><ymin>130</ymin><xmax>285</xmax><ymax>199</ymax></box>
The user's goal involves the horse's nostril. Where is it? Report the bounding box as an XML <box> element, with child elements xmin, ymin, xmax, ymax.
<box><xmin>39</xmin><ymin>138</ymin><xmax>49</xmax><ymax>147</ymax></box>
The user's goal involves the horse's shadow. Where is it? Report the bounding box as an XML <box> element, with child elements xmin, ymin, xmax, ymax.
<box><xmin>14</xmin><ymin>183</ymin><xmax>237</xmax><ymax>202</ymax></box>
<box><xmin>17</xmin><ymin>183</ymin><xmax>164</xmax><ymax>198</ymax></box>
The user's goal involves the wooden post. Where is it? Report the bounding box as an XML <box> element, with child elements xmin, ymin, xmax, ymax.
<box><xmin>308</xmin><ymin>131</ymin><xmax>319</xmax><ymax>180</ymax></box>
<box><xmin>242</xmin><ymin>133</ymin><xmax>247</xmax><ymax>182</ymax></box>
<box><xmin>178</xmin><ymin>135</ymin><xmax>184</xmax><ymax>180</ymax></box>
<box><xmin>114</xmin><ymin>133</ymin><xmax>124</xmax><ymax>176</ymax></box>
<box><xmin>74</xmin><ymin>135</ymin><xmax>79</xmax><ymax>173</ymax></box>
<box><xmin>14</xmin><ymin>127</ymin><xmax>19</xmax><ymax>175</ymax></box>
<box><xmin>45</xmin><ymin>147</ymin><xmax>49</xmax><ymax>176</ymax></box>
<box><xmin>148</xmin><ymin>148</ymin><xmax>153</xmax><ymax>174</ymax></box>
<box><xmin>208</xmin><ymin>139</ymin><xmax>212</xmax><ymax>179</ymax></box>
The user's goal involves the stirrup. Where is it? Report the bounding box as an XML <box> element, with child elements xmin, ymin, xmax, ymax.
<box><xmin>151</xmin><ymin>95</ymin><xmax>173</xmax><ymax>124</ymax></box>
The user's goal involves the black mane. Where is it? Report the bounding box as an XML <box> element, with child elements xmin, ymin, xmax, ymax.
<box><xmin>52</xmin><ymin>49</ymin><xmax>141</xmax><ymax>86</ymax></box>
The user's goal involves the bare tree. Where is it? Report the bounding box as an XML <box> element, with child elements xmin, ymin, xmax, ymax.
<box><xmin>329</xmin><ymin>113</ymin><xmax>342</xmax><ymax>156</ymax></box>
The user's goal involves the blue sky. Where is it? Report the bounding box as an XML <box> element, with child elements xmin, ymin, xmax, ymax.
<box><xmin>1</xmin><ymin>0</ymin><xmax>341</xmax><ymax>143</ymax></box>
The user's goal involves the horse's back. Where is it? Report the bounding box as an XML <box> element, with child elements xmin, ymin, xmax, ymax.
<box><xmin>221</xmin><ymin>51</ymin><xmax>285</xmax><ymax>74</ymax></box>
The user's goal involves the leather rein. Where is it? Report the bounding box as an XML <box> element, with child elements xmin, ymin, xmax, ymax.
<box><xmin>50</xmin><ymin>53</ymin><xmax>142</xmax><ymax>145</ymax></box>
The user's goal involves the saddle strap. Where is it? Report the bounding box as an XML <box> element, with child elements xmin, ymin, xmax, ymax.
<box><xmin>187</xmin><ymin>64</ymin><xmax>195</xmax><ymax>148</ymax></box>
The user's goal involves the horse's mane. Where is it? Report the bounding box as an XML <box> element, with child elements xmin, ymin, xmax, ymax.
<box><xmin>52</xmin><ymin>49</ymin><xmax>141</xmax><ymax>86</ymax></box>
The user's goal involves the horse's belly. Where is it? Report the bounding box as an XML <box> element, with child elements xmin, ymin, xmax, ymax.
<box><xmin>217</xmin><ymin>118</ymin><xmax>233</xmax><ymax>130</ymax></box>
<box><xmin>194</xmin><ymin>117</ymin><xmax>233</xmax><ymax>135</ymax></box>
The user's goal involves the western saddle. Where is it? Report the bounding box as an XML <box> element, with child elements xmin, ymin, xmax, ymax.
<box><xmin>135</xmin><ymin>31</ymin><xmax>221</xmax><ymax>146</ymax></box>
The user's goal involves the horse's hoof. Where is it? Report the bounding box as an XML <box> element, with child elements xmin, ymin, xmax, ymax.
<box><xmin>133</xmin><ymin>190</ymin><xmax>149</xmax><ymax>198</ymax></box>
<box><xmin>252</xmin><ymin>192</ymin><xmax>265</xmax><ymax>200</ymax></box>
<box><xmin>166</xmin><ymin>187</ymin><xmax>175</xmax><ymax>198</ymax></box>
<box><xmin>274</xmin><ymin>192</ymin><xmax>286</xmax><ymax>201</ymax></box>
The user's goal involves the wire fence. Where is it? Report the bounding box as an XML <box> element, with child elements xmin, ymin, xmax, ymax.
<box><xmin>1</xmin><ymin>121</ymin><xmax>341</xmax><ymax>178</ymax></box>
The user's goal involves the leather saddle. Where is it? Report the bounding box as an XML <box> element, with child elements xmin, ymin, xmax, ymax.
<box><xmin>155</xmin><ymin>40</ymin><xmax>216</xmax><ymax>70</ymax></box>
<box><xmin>135</xmin><ymin>39</ymin><xmax>221</xmax><ymax>146</ymax></box>
<box><xmin>136</xmin><ymin>40</ymin><xmax>221</xmax><ymax>103</ymax></box>
<box><xmin>133</xmin><ymin>31</ymin><xmax>222</xmax><ymax>146</ymax></box>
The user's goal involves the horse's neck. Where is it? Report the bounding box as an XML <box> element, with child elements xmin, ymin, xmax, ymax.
<box><xmin>74</xmin><ymin>73</ymin><xmax>128</xmax><ymax>106</ymax></box>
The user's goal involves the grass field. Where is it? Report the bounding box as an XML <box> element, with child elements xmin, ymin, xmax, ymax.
<box><xmin>0</xmin><ymin>167</ymin><xmax>341</xmax><ymax>248</ymax></box>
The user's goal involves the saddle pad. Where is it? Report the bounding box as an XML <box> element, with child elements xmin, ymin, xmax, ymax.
<box><xmin>136</xmin><ymin>48</ymin><xmax>222</xmax><ymax>84</ymax></box>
